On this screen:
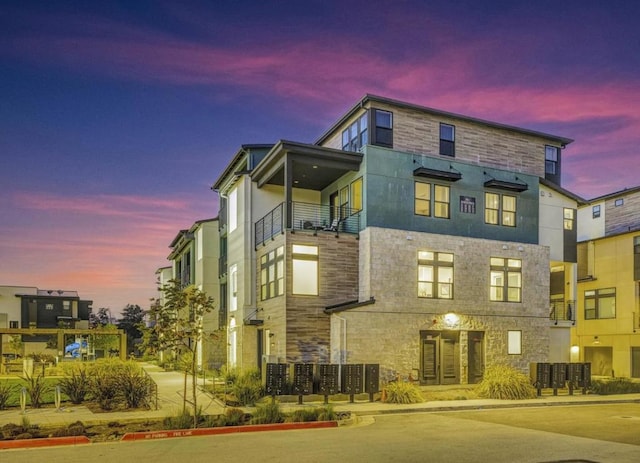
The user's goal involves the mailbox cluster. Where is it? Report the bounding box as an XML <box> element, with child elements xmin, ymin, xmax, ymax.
<box><xmin>530</xmin><ymin>362</ymin><xmax>591</xmax><ymax>396</ymax></box>
<box><xmin>265</xmin><ymin>363</ymin><xmax>380</xmax><ymax>403</ymax></box>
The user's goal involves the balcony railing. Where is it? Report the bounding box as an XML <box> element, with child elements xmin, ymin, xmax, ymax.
<box><xmin>255</xmin><ymin>201</ymin><xmax>362</xmax><ymax>247</ymax></box>
<box><xmin>549</xmin><ymin>299</ymin><xmax>575</xmax><ymax>325</ymax></box>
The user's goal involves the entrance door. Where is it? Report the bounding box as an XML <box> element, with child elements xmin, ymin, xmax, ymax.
<box><xmin>420</xmin><ymin>331</ymin><xmax>460</xmax><ymax>385</ymax></box>
<box><xmin>584</xmin><ymin>346</ymin><xmax>613</xmax><ymax>376</ymax></box>
<box><xmin>468</xmin><ymin>331</ymin><xmax>485</xmax><ymax>384</ymax></box>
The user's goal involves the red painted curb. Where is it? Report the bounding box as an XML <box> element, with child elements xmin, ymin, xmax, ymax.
<box><xmin>0</xmin><ymin>435</ymin><xmax>91</xmax><ymax>450</ymax></box>
<box><xmin>121</xmin><ymin>420</ymin><xmax>338</xmax><ymax>441</ymax></box>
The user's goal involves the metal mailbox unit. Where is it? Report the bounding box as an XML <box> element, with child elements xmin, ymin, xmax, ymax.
<box><xmin>530</xmin><ymin>362</ymin><xmax>591</xmax><ymax>396</ymax></box>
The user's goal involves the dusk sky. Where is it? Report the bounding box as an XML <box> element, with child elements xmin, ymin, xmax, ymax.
<box><xmin>1</xmin><ymin>1</ymin><xmax>639</xmax><ymax>315</ymax></box>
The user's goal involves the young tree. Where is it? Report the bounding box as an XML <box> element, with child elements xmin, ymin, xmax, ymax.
<box><xmin>116</xmin><ymin>304</ymin><xmax>145</xmax><ymax>355</ymax></box>
<box><xmin>90</xmin><ymin>307</ymin><xmax>113</xmax><ymax>328</ymax></box>
<box><xmin>147</xmin><ymin>280</ymin><xmax>215</xmax><ymax>427</ymax></box>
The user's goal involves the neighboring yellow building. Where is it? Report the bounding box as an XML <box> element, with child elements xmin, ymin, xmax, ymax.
<box><xmin>574</xmin><ymin>187</ymin><xmax>640</xmax><ymax>378</ymax></box>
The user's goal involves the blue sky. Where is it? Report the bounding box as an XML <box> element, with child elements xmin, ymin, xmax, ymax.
<box><xmin>1</xmin><ymin>0</ymin><xmax>639</xmax><ymax>313</ymax></box>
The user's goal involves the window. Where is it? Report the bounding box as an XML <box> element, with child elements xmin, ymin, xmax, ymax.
<box><xmin>545</xmin><ymin>146</ymin><xmax>559</xmax><ymax>175</ymax></box>
<box><xmin>563</xmin><ymin>208</ymin><xmax>574</xmax><ymax>230</ymax></box>
<box><xmin>418</xmin><ymin>251</ymin><xmax>454</xmax><ymax>299</ymax></box>
<box><xmin>507</xmin><ymin>331</ymin><xmax>522</xmax><ymax>355</ymax></box>
<box><xmin>485</xmin><ymin>193</ymin><xmax>516</xmax><ymax>227</ymax></box>
<box><xmin>584</xmin><ymin>288</ymin><xmax>616</xmax><ymax>319</ymax></box>
<box><xmin>342</xmin><ymin>113</ymin><xmax>368</xmax><ymax>152</ymax></box>
<box><xmin>440</xmin><ymin>123</ymin><xmax>455</xmax><ymax>157</ymax></box>
<box><xmin>634</xmin><ymin>236</ymin><xmax>640</xmax><ymax>281</ymax></box>
<box><xmin>228</xmin><ymin>188</ymin><xmax>238</xmax><ymax>232</ymax></box>
<box><xmin>615</xmin><ymin>198</ymin><xmax>624</xmax><ymax>207</ymax></box>
<box><xmin>350</xmin><ymin>177</ymin><xmax>363</xmax><ymax>212</ymax></box>
<box><xmin>261</xmin><ymin>247</ymin><xmax>284</xmax><ymax>300</ymax></box>
<box><xmin>229</xmin><ymin>264</ymin><xmax>238</xmax><ymax>311</ymax></box>
<box><xmin>63</xmin><ymin>301</ymin><xmax>71</xmax><ymax>311</ymax></box>
<box><xmin>592</xmin><ymin>205</ymin><xmax>601</xmax><ymax>218</ymax></box>
<box><xmin>292</xmin><ymin>245</ymin><xmax>318</xmax><ymax>295</ymax></box>
<box><xmin>490</xmin><ymin>257</ymin><xmax>522</xmax><ymax>302</ymax></box>
<box><xmin>415</xmin><ymin>182</ymin><xmax>450</xmax><ymax>218</ymax></box>
<box><xmin>374</xmin><ymin>109</ymin><xmax>393</xmax><ymax>147</ymax></box>
<box><xmin>10</xmin><ymin>321</ymin><xmax>19</xmax><ymax>329</ymax></box>
<box><xmin>340</xmin><ymin>186</ymin><xmax>349</xmax><ymax>219</ymax></box>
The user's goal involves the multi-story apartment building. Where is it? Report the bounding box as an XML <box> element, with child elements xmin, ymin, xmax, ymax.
<box><xmin>212</xmin><ymin>95</ymin><xmax>578</xmax><ymax>384</ymax></box>
<box><xmin>0</xmin><ymin>285</ymin><xmax>92</xmax><ymax>356</ymax></box>
<box><xmin>162</xmin><ymin>218</ymin><xmax>224</xmax><ymax>370</ymax></box>
<box><xmin>575</xmin><ymin>186</ymin><xmax>640</xmax><ymax>377</ymax></box>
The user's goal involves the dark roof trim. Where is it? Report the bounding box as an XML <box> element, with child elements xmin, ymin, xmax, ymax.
<box><xmin>413</xmin><ymin>167</ymin><xmax>462</xmax><ymax>182</ymax></box>
<box><xmin>212</xmin><ymin>144</ymin><xmax>274</xmax><ymax>191</ymax></box>
<box><xmin>586</xmin><ymin>184</ymin><xmax>640</xmax><ymax>203</ymax></box>
<box><xmin>483</xmin><ymin>172</ymin><xmax>529</xmax><ymax>193</ymax></box>
<box><xmin>324</xmin><ymin>297</ymin><xmax>376</xmax><ymax>314</ymax></box>
<box><xmin>315</xmin><ymin>94</ymin><xmax>574</xmax><ymax>146</ymax></box>
<box><xmin>539</xmin><ymin>178</ymin><xmax>587</xmax><ymax>204</ymax></box>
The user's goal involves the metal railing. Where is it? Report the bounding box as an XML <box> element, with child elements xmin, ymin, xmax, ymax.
<box><xmin>549</xmin><ymin>299</ymin><xmax>575</xmax><ymax>325</ymax></box>
<box><xmin>254</xmin><ymin>201</ymin><xmax>362</xmax><ymax>247</ymax></box>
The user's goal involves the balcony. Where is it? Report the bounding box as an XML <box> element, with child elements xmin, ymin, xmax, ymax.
<box><xmin>255</xmin><ymin>201</ymin><xmax>362</xmax><ymax>248</ymax></box>
<box><xmin>549</xmin><ymin>299</ymin><xmax>575</xmax><ymax>325</ymax></box>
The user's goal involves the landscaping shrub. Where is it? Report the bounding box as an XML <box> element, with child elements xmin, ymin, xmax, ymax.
<box><xmin>590</xmin><ymin>377</ymin><xmax>640</xmax><ymax>395</ymax></box>
<box><xmin>0</xmin><ymin>380</ymin><xmax>17</xmax><ymax>410</ymax></box>
<box><xmin>58</xmin><ymin>366</ymin><xmax>91</xmax><ymax>404</ymax></box>
<box><xmin>21</xmin><ymin>373</ymin><xmax>51</xmax><ymax>408</ymax></box>
<box><xmin>216</xmin><ymin>407</ymin><xmax>247</xmax><ymax>427</ymax></box>
<box><xmin>90</xmin><ymin>370</ymin><xmax>120</xmax><ymax>410</ymax></box>
<box><xmin>232</xmin><ymin>369</ymin><xmax>264</xmax><ymax>406</ymax></box>
<box><xmin>116</xmin><ymin>367</ymin><xmax>152</xmax><ymax>409</ymax></box>
<box><xmin>287</xmin><ymin>408</ymin><xmax>319</xmax><ymax>423</ymax></box>
<box><xmin>476</xmin><ymin>364</ymin><xmax>536</xmax><ymax>400</ymax></box>
<box><xmin>382</xmin><ymin>382</ymin><xmax>423</xmax><ymax>404</ymax></box>
<box><xmin>250</xmin><ymin>401</ymin><xmax>285</xmax><ymax>425</ymax></box>
<box><xmin>315</xmin><ymin>405</ymin><xmax>338</xmax><ymax>421</ymax></box>
<box><xmin>163</xmin><ymin>411</ymin><xmax>193</xmax><ymax>430</ymax></box>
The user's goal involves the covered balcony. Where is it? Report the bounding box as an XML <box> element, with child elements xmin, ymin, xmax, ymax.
<box><xmin>255</xmin><ymin>201</ymin><xmax>361</xmax><ymax>248</ymax></box>
<box><xmin>549</xmin><ymin>299</ymin><xmax>576</xmax><ymax>325</ymax></box>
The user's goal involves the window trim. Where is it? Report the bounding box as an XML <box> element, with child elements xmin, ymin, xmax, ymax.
<box><xmin>341</xmin><ymin>112</ymin><xmax>368</xmax><ymax>152</ymax></box>
<box><xmin>418</xmin><ymin>251</ymin><xmax>454</xmax><ymax>299</ymax></box>
<box><xmin>260</xmin><ymin>246</ymin><xmax>284</xmax><ymax>301</ymax></box>
<box><xmin>545</xmin><ymin>145</ymin><xmax>559</xmax><ymax>175</ymax></box>
<box><xmin>490</xmin><ymin>257</ymin><xmax>522</xmax><ymax>303</ymax></box>
<box><xmin>563</xmin><ymin>208</ymin><xmax>574</xmax><ymax>230</ymax></box>
<box><xmin>292</xmin><ymin>244</ymin><xmax>319</xmax><ymax>296</ymax></box>
<box><xmin>584</xmin><ymin>287</ymin><xmax>616</xmax><ymax>320</ymax></box>
<box><xmin>485</xmin><ymin>192</ymin><xmax>517</xmax><ymax>227</ymax></box>
<box><xmin>439</xmin><ymin>123</ymin><xmax>455</xmax><ymax>157</ymax></box>
<box><xmin>415</xmin><ymin>182</ymin><xmax>450</xmax><ymax>219</ymax></box>
<box><xmin>592</xmin><ymin>205</ymin><xmax>601</xmax><ymax>219</ymax></box>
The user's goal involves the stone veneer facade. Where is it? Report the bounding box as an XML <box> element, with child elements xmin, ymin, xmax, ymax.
<box><xmin>321</xmin><ymin>100</ymin><xmax>559</xmax><ymax>180</ymax></box>
<box><xmin>329</xmin><ymin>227</ymin><xmax>550</xmax><ymax>382</ymax></box>
<box><xmin>255</xmin><ymin>230</ymin><xmax>360</xmax><ymax>365</ymax></box>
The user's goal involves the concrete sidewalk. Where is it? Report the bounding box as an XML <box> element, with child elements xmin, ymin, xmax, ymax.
<box><xmin>1</xmin><ymin>363</ymin><xmax>639</xmax><ymax>428</ymax></box>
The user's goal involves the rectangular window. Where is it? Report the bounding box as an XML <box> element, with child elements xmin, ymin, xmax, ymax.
<box><xmin>615</xmin><ymin>198</ymin><xmax>624</xmax><ymax>207</ymax></box>
<box><xmin>592</xmin><ymin>205</ymin><xmax>601</xmax><ymax>218</ymax></box>
<box><xmin>261</xmin><ymin>246</ymin><xmax>284</xmax><ymax>301</ymax></box>
<box><xmin>63</xmin><ymin>301</ymin><xmax>71</xmax><ymax>311</ymax></box>
<box><xmin>418</xmin><ymin>251</ymin><xmax>454</xmax><ymax>299</ymax></box>
<box><xmin>490</xmin><ymin>257</ymin><xmax>522</xmax><ymax>302</ymax></box>
<box><xmin>340</xmin><ymin>186</ymin><xmax>349</xmax><ymax>219</ymax></box>
<box><xmin>10</xmin><ymin>320</ymin><xmax>19</xmax><ymax>329</ymax></box>
<box><xmin>374</xmin><ymin>109</ymin><xmax>393</xmax><ymax>147</ymax></box>
<box><xmin>485</xmin><ymin>192</ymin><xmax>517</xmax><ymax>227</ymax></box>
<box><xmin>440</xmin><ymin>123</ymin><xmax>455</xmax><ymax>157</ymax></box>
<box><xmin>584</xmin><ymin>288</ymin><xmax>616</xmax><ymax>319</ymax></box>
<box><xmin>415</xmin><ymin>182</ymin><xmax>450</xmax><ymax>219</ymax></box>
<box><xmin>507</xmin><ymin>331</ymin><xmax>522</xmax><ymax>355</ymax></box>
<box><xmin>563</xmin><ymin>208</ymin><xmax>574</xmax><ymax>230</ymax></box>
<box><xmin>342</xmin><ymin>113</ymin><xmax>368</xmax><ymax>152</ymax></box>
<box><xmin>350</xmin><ymin>177</ymin><xmax>363</xmax><ymax>212</ymax></box>
<box><xmin>545</xmin><ymin>146</ymin><xmax>559</xmax><ymax>175</ymax></box>
<box><xmin>228</xmin><ymin>188</ymin><xmax>238</xmax><ymax>232</ymax></box>
<box><xmin>292</xmin><ymin>245</ymin><xmax>318</xmax><ymax>295</ymax></box>
<box><xmin>229</xmin><ymin>264</ymin><xmax>238</xmax><ymax>311</ymax></box>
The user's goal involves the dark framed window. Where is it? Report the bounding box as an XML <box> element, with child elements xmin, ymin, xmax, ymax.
<box><xmin>440</xmin><ymin>123</ymin><xmax>455</xmax><ymax>156</ymax></box>
<box><xmin>615</xmin><ymin>198</ymin><xmax>624</xmax><ymax>207</ymax></box>
<box><xmin>260</xmin><ymin>246</ymin><xmax>284</xmax><ymax>301</ymax></box>
<box><xmin>490</xmin><ymin>257</ymin><xmax>522</xmax><ymax>302</ymax></box>
<box><xmin>563</xmin><ymin>208</ymin><xmax>574</xmax><ymax>230</ymax></box>
<box><xmin>592</xmin><ymin>205</ymin><xmax>601</xmax><ymax>218</ymax></box>
<box><xmin>418</xmin><ymin>251</ymin><xmax>454</xmax><ymax>299</ymax></box>
<box><xmin>584</xmin><ymin>288</ymin><xmax>616</xmax><ymax>319</ymax></box>
<box><xmin>373</xmin><ymin>109</ymin><xmax>393</xmax><ymax>147</ymax></box>
<box><xmin>341</xmin><ymin>112</ymin><xmax>368</xmax><ymax>152</ymax></box>
<box><xmin>10</xmin><ymin>321</ymin><xmax>19</xmax><ymax>329</ymax></box>
<box><xmin>415</xmin><ymin>182</ymin><xmax>450</xmax><ymax>219</ymax></box>
<box><xmin>545</xmin><ymin>146</ymin><xmax>559</xmax><ymax>175</ymax></box>
<box><xmin>485</xmin><ymin>192</ymin><xmax>516</xmax><ymax>227</ymax></box>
